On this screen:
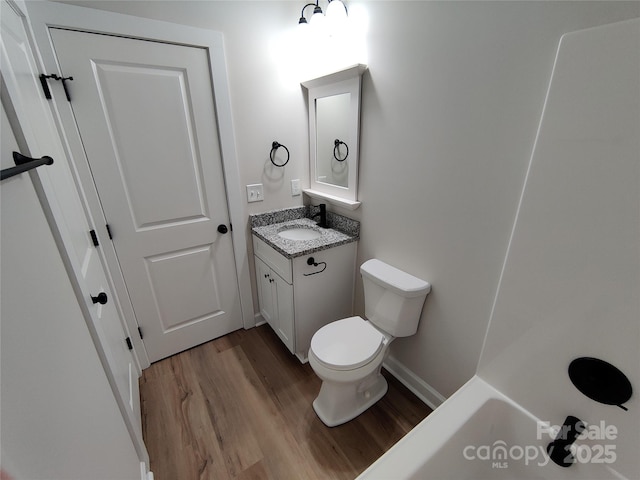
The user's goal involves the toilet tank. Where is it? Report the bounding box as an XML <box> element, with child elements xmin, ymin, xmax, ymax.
<box><xmin>361</xmin><ymin>259</ymin><xmax>431</xmax><ymax>337</ymax></box>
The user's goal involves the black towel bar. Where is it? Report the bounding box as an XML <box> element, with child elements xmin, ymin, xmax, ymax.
<box><xmin>1</xmin><ymin>152</ymin><xmax>54</xmax><ymax>181</ymax></box>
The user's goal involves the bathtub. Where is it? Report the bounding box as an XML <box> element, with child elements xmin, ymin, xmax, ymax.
<box><xmin>357</xmin><ymin>377</ymin><xmax>626</xmax><ymax>480</ymax></box>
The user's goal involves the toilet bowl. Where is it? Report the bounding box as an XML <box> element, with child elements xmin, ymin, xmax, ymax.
<box><xmin>309</xmin><ymin>259</ymin><xmax>430</xmax><ymax>427</ymax></box>
<box><xmin>309</xmin><ymin>316</ymin><xmax>391</xmax><ymax>427</ymax></box>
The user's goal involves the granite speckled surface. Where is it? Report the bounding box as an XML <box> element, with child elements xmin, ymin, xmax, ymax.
<box><xmin>250</xmin><ymin>207</ymin><xmax>359</xmax><ymax>258</ymax></box>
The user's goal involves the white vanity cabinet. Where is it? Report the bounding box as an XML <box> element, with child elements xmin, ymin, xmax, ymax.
<box><xmin>253</xmin><ymin>235</ymin><xmax>357</xmax><ymax>362</ymax></box>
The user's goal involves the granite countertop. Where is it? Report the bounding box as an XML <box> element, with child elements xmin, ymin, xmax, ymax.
<box><xmin>250</xmin><ymin>207</ymin><xmax>359</xmax><ymax>259</ymax></box>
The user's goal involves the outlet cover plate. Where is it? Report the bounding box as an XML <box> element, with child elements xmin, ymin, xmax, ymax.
<box><xmin>291</xmin><ymin>179</ymin><xmax>301</xmax><ymax>196</ymax></box>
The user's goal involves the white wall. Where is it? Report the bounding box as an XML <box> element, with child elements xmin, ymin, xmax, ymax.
<box><xmin>53</xmin><ymin>1</ymin><xmax>640</xmax><ymax>399</ymax></box>
<box><xmin>352</xmin><ymin>0</ymin><xmax>639</xmax><ymax>401</ymax></box>
<box><xmin>477</xmin><ymin>18</ymin><xmax>639</xmax><ymax>478</ymax></box>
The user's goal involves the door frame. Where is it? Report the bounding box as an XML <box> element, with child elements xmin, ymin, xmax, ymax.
<box><xmin>24</xmin><ymin>1</ymin><xmax>255</xmax><ymax>369</ymax></box>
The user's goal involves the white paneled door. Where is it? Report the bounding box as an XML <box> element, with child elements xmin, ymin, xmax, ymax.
<box><xmin>50</xmin><ymin>28</ymin><xmax>243</xmax><ymax>363</ymax></box>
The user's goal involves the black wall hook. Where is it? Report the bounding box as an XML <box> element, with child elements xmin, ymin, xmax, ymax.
<box><xmin>270</xmin><ymin>141</ymin><xmax>290</xmax><ymax>167</ymax></box>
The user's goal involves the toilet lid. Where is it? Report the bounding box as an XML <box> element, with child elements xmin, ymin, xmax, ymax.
<box><xmin>311</xmin><ymin>316</ymin><xmax>385</xmax><ymax>371</ymax></box>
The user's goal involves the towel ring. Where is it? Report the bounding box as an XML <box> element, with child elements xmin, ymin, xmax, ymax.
<box><xmin>333</xmin><ymin>139</ymin><xmax>349</xmax><ymax>162</ymax></box>
<box><xmin>270</xmin><ymin>141</ymin><xmax>290</xmax><ymax>167</ymax></box>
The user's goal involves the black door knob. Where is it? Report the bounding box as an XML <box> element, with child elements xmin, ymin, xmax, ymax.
<box><xmin>91</xmin><ymin>292</ymin><xmax>108</xmax><ymax>305</ymax></box>
<box><xmin>217</xmin><ymin>224</ymin><xmax>228</xmax><ymax>234</ymax></box>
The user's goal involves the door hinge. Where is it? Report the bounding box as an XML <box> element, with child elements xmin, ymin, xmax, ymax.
<box><xmin>125</xmin><ymin>337</ymin><xmax>133</xmax><ymax>350</ymax></box>
<box><xmin>89</xmin><ymin>229</ymin><xmax>100</xmax><ymax>247</ymax></box>
<box><xmin>138</xmin><ymin>327</ymin><xmax>144</xmax><ymax>340</ymax></box>
<box><xmin>39</xmin><ymin>74</ymin><xmax>52</xmax><ymax>100</ymax></box>
<box><xmin>39</xmin><ymin>73</ymin><xmax>73</xmax><ymax>102</ymax></box>
<box><xmin>106</xmin><ymin>224</ymin><xmax>113</xmax><ymax>240</ymax></box>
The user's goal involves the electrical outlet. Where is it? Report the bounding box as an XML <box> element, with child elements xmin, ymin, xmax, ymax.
<box><xmin>291</xmin><ymin>179</ymin><xmax>301</xmax><ymax>196</ymax></box>
<box><xmin>246</xmin><ymin>183</ymin><xmax>264</xmax><ymax>203</ymax></box>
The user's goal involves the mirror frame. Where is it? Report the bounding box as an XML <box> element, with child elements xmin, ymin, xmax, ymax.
<box><xmin>301</xmin><ymin>64</ymin><xmax>367</xmax><ymax>209</ymax></box>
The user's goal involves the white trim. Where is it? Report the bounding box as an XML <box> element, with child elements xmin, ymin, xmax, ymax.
<box><xmin>302</xmin><ymin>188</ymin><xmax>361</xmax><ymax>210</ymax></box>
<box><xmin>140</xmin><ymin>462</ymin><xmax>151</xmax><ymax>480</ymax></box>
<box><xmin>254</xmin><ymin>312</ymin><xmax>267</xmax><ymax>328</ymax></box>
<box><xmin>301</xmin><ymin>64</ymin><xmax>368</xmax><ymax>89</ymax></box>
<box><xmin>24</xmin><ymin>2</ymin><xmax>255</xmax><ymax>366</ymax></box>
<box><xmin>383</xmin><ymin>355</ymin><xmax>446</xmax><ymax>410</ymax></box>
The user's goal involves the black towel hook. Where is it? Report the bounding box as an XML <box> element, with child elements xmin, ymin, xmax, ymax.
<box><xmin>333</xmin><ymin>139</ymin><xmax>349</xmax><ymax>162</ymax></box>
<box><xmin>270</xmin><ymin>141</ymin><xmax>290</xmax><ymax>167</ymax></box>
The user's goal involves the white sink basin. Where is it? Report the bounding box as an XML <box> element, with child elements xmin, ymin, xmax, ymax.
<box><xmin>278</xmin><ymin>228</ymin><xmax>322</xmax><ymax>241</ymax></box>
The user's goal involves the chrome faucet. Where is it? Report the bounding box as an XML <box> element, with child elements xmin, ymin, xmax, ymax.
<box><xmin>312</xmin><ymin>203</ymin><xmax>328</xmax><ymax>228</ymax></box>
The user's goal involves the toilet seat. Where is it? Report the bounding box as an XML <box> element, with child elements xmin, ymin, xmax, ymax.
<box><xmin>311</xmin><ymin>316</ymin><xmax>385</xmax><ymax>371</ymax></box>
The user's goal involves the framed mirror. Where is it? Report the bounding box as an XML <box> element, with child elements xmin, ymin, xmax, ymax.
<box><xmin>302</xmin><ymin>64</ymin><xmax>367</xmax><ymax>209</ymax></box>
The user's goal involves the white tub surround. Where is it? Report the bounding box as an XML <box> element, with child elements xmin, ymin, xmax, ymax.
<box><xmin>358</xmin><ymin>377</ymin><xmax>626</xmax><ymax>479</ymax></box>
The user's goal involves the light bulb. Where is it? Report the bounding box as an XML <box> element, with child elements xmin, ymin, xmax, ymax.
<box><xmin>326</xmin><ymin>0</ymin><xmax>347</xmax><ymax>21</ymax></box>
<box><xmin>310</xmin><ymin>7</ymin><xmax>325</xmax><ymax>28</ymax></box>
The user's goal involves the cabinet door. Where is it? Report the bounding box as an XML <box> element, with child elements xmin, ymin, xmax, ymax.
<box><xmin>272</xmin><ymin>274</ymin><xmax>294</xmax><ymax>353</ymax></box>
<box><xmin>255</xmin><ymin>257</ymin><xmax>275</xmax><ymax>328</ymax></box>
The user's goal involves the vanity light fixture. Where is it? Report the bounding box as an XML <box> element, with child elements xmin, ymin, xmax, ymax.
<box><xmin>298</xmin><ymin>0</ymin><xmax>348</xmax><ymax>29</ymax></box>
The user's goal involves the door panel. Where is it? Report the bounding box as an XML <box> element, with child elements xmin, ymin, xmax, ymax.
<box><xmin>93</xmin><ymin>61</ymin><xmax>210</xmax><ymax>229</ymax></box>
<box><xmin>50</xmin><ymin>28</ymin><xmax>242</xmax><ymax>362</ymax></box>
<box><xmin>274</xmin><ymin>274</ymin><xmax>294</xmax><ymax>351</ymax></box>
<box><xmin>145</xmin><ymin>244</ymin><xmax>222</xmax><ymax>331</ymax></box>
<box><xmin>256</xmin><ymin>257</ymin><xmax>274</xmax><ymax>327</ymax></box>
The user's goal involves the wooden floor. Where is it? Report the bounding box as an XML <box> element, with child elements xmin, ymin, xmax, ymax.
<box><xmin>140</xmin><ymin>325</ymin><xmax>432</xmax><ymax>480</ymax></box>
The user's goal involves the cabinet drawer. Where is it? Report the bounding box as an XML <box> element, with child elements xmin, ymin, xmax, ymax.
<box><xmin>253</xmin><ymin>236</ymin><xmax>292</xmax><ymax>284</ymax></box>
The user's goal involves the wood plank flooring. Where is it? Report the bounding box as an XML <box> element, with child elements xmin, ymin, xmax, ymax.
<box><xmin>140</xmin><ymin>324</ymin><xmax>432</xmax><ymax>480</ymax></box>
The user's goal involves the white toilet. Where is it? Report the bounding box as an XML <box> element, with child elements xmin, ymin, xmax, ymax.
<box><xmin>308</xmin><ymin>259</ymin><xmax>431</xmax><ymax>427</ymax></box>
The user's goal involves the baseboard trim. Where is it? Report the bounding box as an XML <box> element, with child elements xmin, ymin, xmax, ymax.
<box><xmin>383</xmin><ymin>355</ymin><xmax>446</xmax><ymax>411</ymax></box>
<box><xmin>252</xmin><ymin>312</ymin><xmax>266</xmax><ymax>328</ymax></box>
<box><xmin>140</xmin><ymin>462</ymin><xmax>153</xmax><ymax>480</ymax></box>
